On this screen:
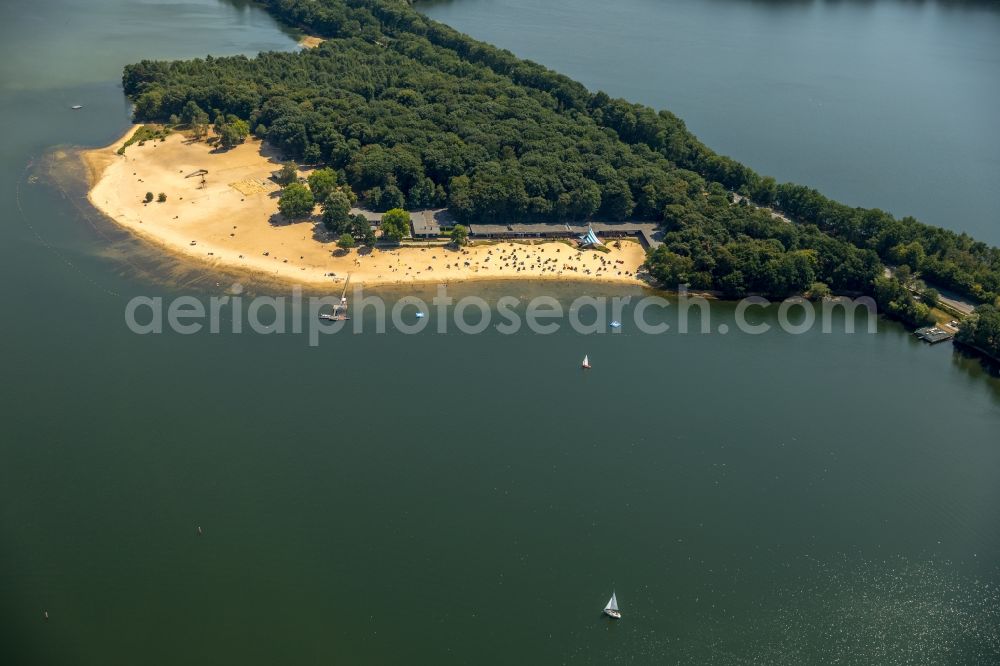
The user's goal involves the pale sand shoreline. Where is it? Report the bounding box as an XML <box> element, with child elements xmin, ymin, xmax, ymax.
<box><xmin>82</xmin><ymin>127</ymin><xmax>649</xmax><ymax>290</ymax></box>
<box><xmin>298</xmin><ymin>35</ymin><xmax>325</xmax><ymax>49</ymax></box>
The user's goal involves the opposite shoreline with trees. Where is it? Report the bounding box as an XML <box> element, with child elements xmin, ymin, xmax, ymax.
<box><xmin>955</xmin><ymin>306</ymin><xmax>1000</xmax><ymax>365</ymax></box>
<box><xmin>118</xmin><ymin>0</ymin><xmax>999</xmax><ymax>331</ymax></box>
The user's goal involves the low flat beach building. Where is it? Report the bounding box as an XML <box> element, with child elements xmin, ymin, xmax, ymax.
<box><xmin>467</xmin><ymin>221</ymin><xmax>661</xmax><ymax>249</ymax></box>
<box><xmin>410</xmin><ymin>210</ymin><xmax>443</xmax><ymax>238</ymax></box>
<box><xmin>350</xmin><ymin>208</ymin><xmax>381</xmax><ymax>226</ymax></box>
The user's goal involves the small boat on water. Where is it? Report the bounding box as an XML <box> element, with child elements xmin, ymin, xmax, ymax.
<box><xmin>319</xmin><ymin>295</ymin><xmax>350</xmax><ymax>321</ymax></box>
<box><xmin>71</xmin><ymin>105</ymin><xmax>83</xmax><ymax>110</ymax></box>
<box><xmin>581</xmin><ymin>354</ymin><xmax>591</xmax><ymax>369</ymax></box>
<box><xmin>610</xmin><ymin>320</ymin><xmax>622</xmax><ymax>329</ymax></box>
<box><xmin>603</xmin><ymin>591</ymin><xmax>621</xmax><ymax>619</ymax></box>
<box><xmin>415</xmin><ymin>312</ymin><xmax>425</xmax><ymax>319</ymax></box>
<box><xmin>319</xmin><ymin>307</ymin><xmax>350</xmax><ymax>321</ymax></box>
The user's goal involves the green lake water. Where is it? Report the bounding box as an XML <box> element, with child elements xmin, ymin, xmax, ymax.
<box><xmin>1</xmin><ymin>1</ymin><xmax>999</xmax><ymax>664</ymax></box>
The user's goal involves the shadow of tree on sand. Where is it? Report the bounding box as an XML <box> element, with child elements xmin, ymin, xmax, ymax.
<box><xmin>311</xmin><ymin>223</ymin><xmax>338</xmax><ymax>244</ymax></box>
<box><xmin>268</xmin><ymin>212</ymin><xmax>323</xmax><ymax>229</ymax></box>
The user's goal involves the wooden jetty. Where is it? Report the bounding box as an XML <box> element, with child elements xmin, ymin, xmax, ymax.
<box><xmin>915</xmin><ymin>326</ymin><xmax>953</xmax><ymax>344</ymax></box>
<box><xmin>320</xmin><ymin>274</ymin><xmax>351</xmax><ymax>321</ymax></box>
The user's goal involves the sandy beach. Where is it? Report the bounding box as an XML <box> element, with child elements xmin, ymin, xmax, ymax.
<box><xmin>298</xmin><ymin>35</ymin><xmax>324</xmax><ymax>49</ymax></box>
<box><xmin>83</xmin><ymin>127</ymin><xmax>648</xmax><ymax>289</ymax></box>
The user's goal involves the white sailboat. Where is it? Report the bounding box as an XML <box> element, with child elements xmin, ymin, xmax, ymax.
<box><xmin>581</xmin><ymin>354</ymin><xmax>591</xmax><ymax>369</ymax></box>
<box><xmin>603</xmin><ymin>591</ymin><xmax>621</xmax><ymax>619</ymax></box>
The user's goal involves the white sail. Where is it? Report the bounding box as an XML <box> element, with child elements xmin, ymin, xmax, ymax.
<box><xmin>605</xmin><ymin>592</ymin><xmax>618</xmax><ymax>612</ymax></box>
<box><xmin>583</xmin><ymin>355</ymin><xmax>590</xmax><ymax>366</ymax></box>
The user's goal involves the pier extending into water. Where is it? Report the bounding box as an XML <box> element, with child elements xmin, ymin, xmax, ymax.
<box><xmin>320</xmin><ymin>274</ymin><xmax>351</xmax><ymax>321</ymax></box>
<box><xmin>915</xmin><ymin>326</ymin><xmax>953</xmax><ymax>344</ymax></box>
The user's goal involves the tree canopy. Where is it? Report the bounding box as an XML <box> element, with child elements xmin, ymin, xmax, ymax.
<box><xmin>956</xmin><ymin>306</ymin><xmax>1000</xmax><ymax>361</ymax></box>
<box><xmin>873</xmin><ymin>276</ymin><xmax>935</xmax><ymax>329</ymax></box>
<box><xmin>380</xmin><ymin>208</ymin><xmax>410</xmax><ymax>243</ymax></box>
<box><xmin>218</xmin><ymin>116</ymin><xmax>250</xmax><ymax>149</ymax></box>
<box><xmin>276</xmin><ymin>162</ymin><xmax>298</xmax><ymax>186</ymax></box>
<box><xmin>278</xmin><ymin>182</ymin><xmax>315</xmax><ymax>219</ymax></box>
<box><xmin>322</xmin><ymin>189</ymin><xmax>353</xmax><ymax>233</ymax></box>
<box><xmin>308</xmin><ymin>168</ymin><xmax>340</xmax><ymax>203</ymax></box>
<box><xmin>450</xmin><ymin>223</ymin><xmax>468</xmax><ymax>246</ymax></box>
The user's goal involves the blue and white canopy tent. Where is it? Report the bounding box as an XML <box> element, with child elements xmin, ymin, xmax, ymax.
<box><xmin>579</xmin><ymin>225</ymin><xmax>603</xmax><ymax>247</ymax></box>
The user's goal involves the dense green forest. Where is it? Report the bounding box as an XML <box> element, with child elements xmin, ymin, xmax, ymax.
<box><xmin>956</xmin><ymin>306</ymin><xmax>1000</xmax><ymax>361</ymax></box>
<box><xmin>120</xmin><ymin>0</ymin><xmax>999</xmax><ymax>306</ymax></box>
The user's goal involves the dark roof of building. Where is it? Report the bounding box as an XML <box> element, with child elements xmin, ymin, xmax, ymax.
<box><xmin>638</xmin><ymin>229</ymin><xmax>658</xmax><ymax>249</ymax></box>
<box><xmin>349</xmin><ymin>207</ymin><xmax>381</xmax><ymax>222</ymax></box>
<box><xmin>411</xmin><ymin>212</ymin><xmax>440</xmax><ymax>235</ymax></box>
<box><xmin>468</xmin><ymin>222</ymin><xmax>581</xmax><ymax>235</ymax></box>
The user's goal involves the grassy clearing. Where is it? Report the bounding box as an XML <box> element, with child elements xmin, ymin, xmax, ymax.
<box><xmin>118</xmin><ymin>125</ymin><xmax>171</xmax><ymax>154</ymax></box>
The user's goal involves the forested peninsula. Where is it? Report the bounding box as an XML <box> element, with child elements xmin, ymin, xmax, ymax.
<box><xmin>120</xmin><ymin>0</ymin><xmax>1000</xmax><ymax>322</ymax></box>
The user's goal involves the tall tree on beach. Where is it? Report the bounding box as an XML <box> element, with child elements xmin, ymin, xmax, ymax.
<box><xmin>180</xmin><ymin>100</ymin><xmax>209</xmax><ymax>138</ymax></box>
<box><xmin>275</xmin><ymin>162</ymin><xmax>298</xmax><ymax>186</ymax></box>
<box><xmin>308</xmin><ymin>168</ymin><xmax>339</xmax><ymax>203</ymax></box>
<box><xmin>380</xmin><ymin>208</ymin><xmax>410</xmax><ymax>243</ymax></box>
<box><xmin>278</xmin><ymin>183</ymin><xmax>315</xmax><ymax>220</ymax></box>
<box><xmin>450</xmin><ymin>224</ymin><xmax>468</xmax><ymax>246</ymax></box>
<box><xmin>322</xmin><ymin>190</ymin><xmax>352</xmax><ymax>233</ymax></box>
